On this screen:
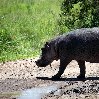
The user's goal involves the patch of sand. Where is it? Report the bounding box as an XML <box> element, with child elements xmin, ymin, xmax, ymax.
<box><xmin>0</xmin><ymin>59</ymin><xmax>99</xmax><ymax>98</ymax></box>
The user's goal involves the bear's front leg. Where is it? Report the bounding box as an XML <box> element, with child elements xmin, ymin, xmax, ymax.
<box><xmin>52</xmin><ymin>59</ymin><xmax>70</xmax><ymax>80</ymax></box>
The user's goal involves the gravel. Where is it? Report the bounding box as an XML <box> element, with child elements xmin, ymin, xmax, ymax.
<box><xmin>0</xmin><ymin>59</ymin><xmax>99</xmax><ymax>99</ymax></box>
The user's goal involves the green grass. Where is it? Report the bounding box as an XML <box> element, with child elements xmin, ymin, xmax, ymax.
<box><xmin>0</xmin><ymin>0</ymin><xmax>63</xmax><ymax>62</ymax></box>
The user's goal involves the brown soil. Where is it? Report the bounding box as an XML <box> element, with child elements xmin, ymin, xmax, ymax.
<box><xmin>0</xmin><ymin>58</ymin><xmax>99</xmax><ymax>99</ymax></box>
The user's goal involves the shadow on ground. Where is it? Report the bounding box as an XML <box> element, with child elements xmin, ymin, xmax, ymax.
<box><xmin>36</xmin><ymin>76</ymin><xmax>99</xmax><ymax>81</ymax></box>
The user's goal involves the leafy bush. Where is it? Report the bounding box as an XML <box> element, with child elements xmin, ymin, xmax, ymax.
<box><xmin>59</xmin><ymin>0</ymin><xmax>99</xmax><ymax>32</ymax></box>
<box><xmin>0</xmin><ymin>0</ymin><xmax>62</xmax><ymax>62</ymax></box>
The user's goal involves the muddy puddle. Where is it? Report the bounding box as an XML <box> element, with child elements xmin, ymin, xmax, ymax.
<box><xmin>0</xmin><ymin>84</ymin><xmax>58</xmax><ymax>99</ymax></box>
<box><xmin>18</xmin><ymin>85</ymin><xmax>58</xmax><ymax>99</ymax></box>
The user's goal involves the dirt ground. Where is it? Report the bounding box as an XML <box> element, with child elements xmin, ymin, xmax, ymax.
<box><xmin>0</xmin><ymin>58</ymin><xmax>99</xmax><ymax>99</ymax></box>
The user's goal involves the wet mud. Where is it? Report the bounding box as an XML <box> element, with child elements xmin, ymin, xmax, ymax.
<box><xmin>0</xmin><ymin>59</ymin><xmax>99</xmax><ymax>99</ymax></box>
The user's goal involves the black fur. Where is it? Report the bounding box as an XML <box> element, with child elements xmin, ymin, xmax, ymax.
<box><xmin>36</xmin><ymin>27</ymin><xmax>99</xmax><ymax>79</ymax></box>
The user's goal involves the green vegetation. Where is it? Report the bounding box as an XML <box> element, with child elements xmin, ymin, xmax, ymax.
<box><xmin>0</xmin><ymin>0</ymin><xmax>99</xmax><ymax>62</ymax></box>
<box><xmin>0</xmin><ymin>0</ymin><xmax>62</xmax><ymax>62</ymax></box>
<box><xmin>59</xmin><ymin>0</ymin><xmax>99</xmax><ymax>32</ymax></box>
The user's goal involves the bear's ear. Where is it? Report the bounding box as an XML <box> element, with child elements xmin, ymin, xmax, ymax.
<box><xmin>46</xmin><ymin>42</ymin><xmax>49</xmax><ymax>45</ymax></box>
<box><xmin>45</xmin><ymin>42</ymin><xmax>48</xmax><ymax>46</ymax></box>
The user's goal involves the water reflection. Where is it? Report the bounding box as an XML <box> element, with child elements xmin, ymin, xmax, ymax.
<box><xmin>18</xmin><ymin>85</ymin><xmax>58</xmax><ymax>99</ymax></box>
